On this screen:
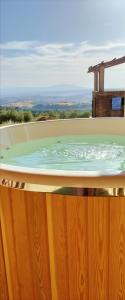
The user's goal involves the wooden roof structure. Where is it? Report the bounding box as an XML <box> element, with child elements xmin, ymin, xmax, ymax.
<box><xmin>88</xmin><ymin>56</ymin><xmax>125</xmax><ymax>73</ymax></box>
<box><xmin>88</xmin><ymin>56</ymin><xmax>125</xmax><ymax>92</ymax></box>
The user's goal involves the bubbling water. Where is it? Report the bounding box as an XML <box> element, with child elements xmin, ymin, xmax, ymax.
<box><xmin>1</xmin><ymin>135</ymin><xmax>125</xmax><ymax>174</ymax></box>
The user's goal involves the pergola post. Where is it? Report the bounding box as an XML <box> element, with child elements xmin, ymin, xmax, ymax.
<box><xmin>99</xmin><ymin>67</ymin><xmax>104</xmax><ymax>92</ymax></box>
<box><xmin>94</xmin><ymin>71</ymin><xmax>98</xmax><ymax>91</ymax></box>
<box><xmin>88</xmin><ymin>56</ymin><xmax>125</xmax><ymax>118</ymax></box>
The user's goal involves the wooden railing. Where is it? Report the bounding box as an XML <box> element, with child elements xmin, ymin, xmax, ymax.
<box><xmin>0</xmin><ymin>185</ymin><xmax>125</xmax><ymax>300</ymax></box>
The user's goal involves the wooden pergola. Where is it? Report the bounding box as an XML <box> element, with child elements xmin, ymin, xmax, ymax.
<box><xmin>88</xmin><ymin>56</ymin><xmax>125</xmax><ymax>92</ymax></box>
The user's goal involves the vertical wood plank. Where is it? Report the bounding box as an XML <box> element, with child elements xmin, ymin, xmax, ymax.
<box><xmin>9</xmin><ymin>189</ymin><xmax>35</xmax><ymax>300</ymax></box>
<box><xmin>26</xmin><ymin>192</ymin><xmax>52</xmax><ymax>300</ymax></box>
<box><xmin>94</xmin><ymin>71</ymin><xmax>99</xmax><ymax>91</ymax></box>
<box><xmin>0</xmin><ymin>222</ymin><xmax>9</xmax><ymax>300</ymax></box>
<box><xmin>46</xmin><ymin>194</ymin><xmax>58</xmax><ymax>300</ymax></box>
<box><xmin>109</xmin><ymin>196</ymin><xmax>125</xmax><ymax>300</ymax></box>
<box><xmin>99</xmin><ymin>67</ymin><xmax>104</xmax><ymax>92</ymax></box>
<box><xmin>1</xmin><ymin>184</ymin><xmax>125</xmax><ymax>300</ymax></box>
<box><xmin>0</xmin><ymin>186</ymin><xmax>21</xmax><ymax>300</ymax></box>
<box><xmin>0</xmin><ymin>186</ymin><xmax>52</xmax><ymax>300</ymax></box>
<box><xmin>66</xmin><ymin>195</ymin><xmax>89</xmax><ymax>300</ymax></box>
<box><xmin>47</xmin><ymin>194</ymin><xmax>70</xmax><ymax>300</ymax></box>
<box><xmin>88</xmin><ymin>197</ymin><xmax>109</xmax><ymax>300</ymax></box>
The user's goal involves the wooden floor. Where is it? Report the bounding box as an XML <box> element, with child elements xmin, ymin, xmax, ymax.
<box><xmin>0</xmin><ymin>185</ymin><xmax>125</xmax><ymax>300</ymax></box>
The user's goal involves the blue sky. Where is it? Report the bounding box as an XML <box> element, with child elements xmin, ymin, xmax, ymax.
<box><xmin>0</xmin><ymin>0</ymin><xmax>125</xmax><ymax>89</ymax></box>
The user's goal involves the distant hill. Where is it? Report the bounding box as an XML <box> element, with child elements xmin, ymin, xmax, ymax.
<box><xmin>0</xmin><ymin>84</ymin><xmax>90</xmax><ymax>96</ymax></box>
<box><xmin>0</xmin><ymin>85</ymin><xmax>92</xmax><ymax>111</ymax></box>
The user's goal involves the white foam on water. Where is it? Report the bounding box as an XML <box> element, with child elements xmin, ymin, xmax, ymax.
<box><xmin>1</xmin><ymin>135</ymin><xmax>125</xmax><ymax>173</ymax></box>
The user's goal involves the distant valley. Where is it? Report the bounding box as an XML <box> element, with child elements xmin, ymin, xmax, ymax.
<box><xmin>0</xmin><ymin>86</ymin><xmax>92</xmax><ymax>112</ymax></box>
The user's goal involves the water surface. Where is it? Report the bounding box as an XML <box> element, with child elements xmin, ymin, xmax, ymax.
<box><xmin>1</xmin><ymin>135</ymin><xmax>125</xmax><ymax>174</ymax></box>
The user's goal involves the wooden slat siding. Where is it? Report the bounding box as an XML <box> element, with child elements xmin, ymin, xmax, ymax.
<box><xmin>26</xmin><ymin>192</ymin><xmax>52</xmax><ymax>300</ymax></box>
<box><xmin>66</xmin><ymin>195</ymin><xmax>89</xmax><ymax>300</ymax></box>
<box><xmin>46</xmin><ymin>194</ymin><xmax>58</xmax><ymax>300</ymax></box>
<box><xmin>88</xmin><ymin>197</ymin><xmax>109</xmax><ymax>300</ymax></box>
<box><xmin>92</xmin><ymin>91</ymin><xmax>125</xmax><ymax>118</ymax></box>
<box><xmin>0</xmin><ymin>186</ymin><xmax>20</xmax><ymax>300</ymax></box>
<box><xmin>47</xmin><ymin>194</ymin><xmax>70</xmax><ymax>300</ymax></box>
<box><xmin>0</xmin><ymin>222</ymin><xmax>9</xmax><ymax>300</ymax></box>
<box><xmin>109</xmin><ymin>197</ymin><xmax>125</xmax><ymax>300</ymax></box>
<box><xmin>10</xmin><ymin>189</ymin><xmax>35</xmax><ymax>300</ymax></box>
<box><xmin>0</xmin><ymin>186</ymin><xmax>52</xmax><ymax>300</ymax></box>
<box><xmin>0</xmin><ymin>185</ymin><xmax>125</xmax><ymax>300</ymax></box>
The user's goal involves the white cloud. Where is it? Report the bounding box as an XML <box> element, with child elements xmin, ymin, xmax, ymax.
<box><xmin>0</xmin><ymin>41</ymin><xmax>38</xmax><ymax>50</ymax></box>
<box><xmin>0</xmin><ymin>40</ymin><xmax>125</xmax><ymax>88</ymax></box>
<box><xmin>79</xmin><ymin>41</ymin><xmax>125</xmax><ymax>53</ymax></box>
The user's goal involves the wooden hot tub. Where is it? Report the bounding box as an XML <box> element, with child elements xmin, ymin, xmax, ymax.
<box><xmin>0</xmin><ymin>118</ymin><xmax>125</xmax><ymax>300</ymax></box>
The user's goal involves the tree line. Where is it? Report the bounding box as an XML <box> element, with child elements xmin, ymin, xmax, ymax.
<box><xmin>0</xmin><ymin>108</ymin><xmax>33</xmax><ymax>124</ymax></box>
<box><xmin>0</xmin><ymin>107</ymin><xmax>91</xmax><ymax>124</ymax></box>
